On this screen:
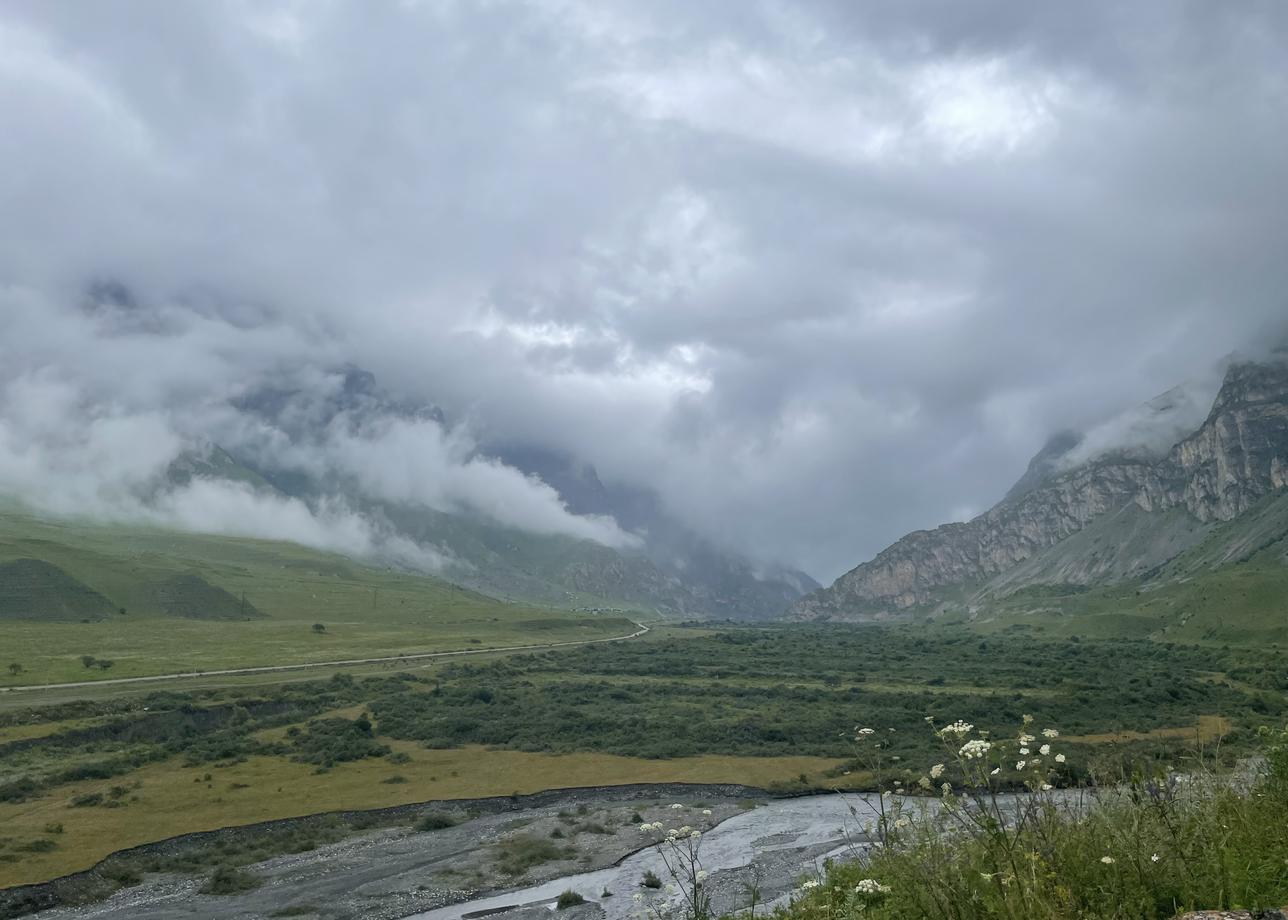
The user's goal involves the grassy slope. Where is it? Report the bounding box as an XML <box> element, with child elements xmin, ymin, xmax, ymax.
<box><xmin>0</xmin><ymin>509</ymin><xmax>634</xmax><ymax>686</ymax></box>
<box><xmin>961</xmin><ymin>490</ymin><xmax>1288</xmax><ymax>644</ymax></box>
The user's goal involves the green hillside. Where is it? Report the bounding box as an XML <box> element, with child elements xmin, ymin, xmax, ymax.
<box><xmin>0</xmin><ymin>508</ymin><xmax>636</xmax><ymax>687</ymax></box>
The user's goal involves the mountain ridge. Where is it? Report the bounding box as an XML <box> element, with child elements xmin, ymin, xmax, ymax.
<box><xmin>791</xmin><ymin>356</ymin><xmax>1288</xmax><ymax>621</ymax></box>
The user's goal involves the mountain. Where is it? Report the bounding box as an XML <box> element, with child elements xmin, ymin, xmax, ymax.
<box><xmin>210</xmin><ymin>368</ymin><xmax>817</xmax><ymax>618</ymax></box>
<box><xmin>792</xmin><ymin>355</ymin><xmax>1288</xmax><ymax>622</ymax></box>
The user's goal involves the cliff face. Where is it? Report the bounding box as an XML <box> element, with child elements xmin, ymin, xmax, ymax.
<box><xmin>792</xmin><ymin>359</ymin><xmax>1288</xmax><ymax>621</ymax></box>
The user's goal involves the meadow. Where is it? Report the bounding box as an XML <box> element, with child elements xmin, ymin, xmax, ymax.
<box><xmin>2</xmin><ymin>625</ymin><xmax>1284</xmax><ymax>890</ymax></box>
<box><xmin>0</xmin><ymin>508</ymin><xmax>638</xmax><ymax>685</ymax></box>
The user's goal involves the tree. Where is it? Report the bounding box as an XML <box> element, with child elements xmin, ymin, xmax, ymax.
<box><xmin>312</xmin><ymin>623</ymin><xmax>326</xmax><ymax>634</ymax></box>
<box><xmin>80</xmin><ymin>655</ymin><xmax>97</xmax><ymax>669</ymax></box>
<box><xmin>7</xmin><ymin>663</ymin><xmax>21</xmax><ymax>676</ymax></box>
<box><xmin>96</xmin><ymin>659</ymin><xmax>114</xmax><ymax>671</ymax></box>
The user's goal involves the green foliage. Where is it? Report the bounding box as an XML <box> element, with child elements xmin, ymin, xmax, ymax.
<box><xmin>367</xmin><ymin>627</ymin><xmax>1282</xmax><ymax>762</ymax></box>
<box><xmin>642</xmin><ymin>869</ymin><xmax>663</xmax><ymax>889</ymax></box>
<box><xmin>284</xmin><ymin>717</ymin><xmax>389</xmax><ymax>767</ymax></box>
<box><xmin>780</xmin><ymin>724</ymin><xmax>1288</xmax><ymax>920</ymax></box>
<box><xmin>201</xmin><ymin>865</ymin><xmax>263</xmax><ymax>895</ymax></box>
<box><xmin>415</xmin><ymin>812</ymin><xmax>460</xmax><ymax>832</ymax></box>
<box><xmin>493</xmin><ymin>835</ymin><xmax>573</xmax><ymax>876</ymax></box>
<box><xmin>556</xmin><ymin>890</ymin><xmax>586</xmax><ymax>909</ymax></box>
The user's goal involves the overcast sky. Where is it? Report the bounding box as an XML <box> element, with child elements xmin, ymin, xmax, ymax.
<box><xmin>1</xmin><ymin>1</ymin><xmax>1286</xmax><ymax>582</ymax></box>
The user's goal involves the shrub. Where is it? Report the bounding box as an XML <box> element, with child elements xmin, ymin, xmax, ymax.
<box><xmin>555</xmin><ymin>890</ymin><xmax>585</xmax><ymax>909</ymax></box>
<box><xmin>416</xmin><ymin>812</ymin><xmax>460</xmax><ymax>831</ymax></box>
<box><xmin>494</xmin><ymin>835</ymin><xmax>572</xmax><ymax>876</ymax></box>
<box><xmin>641</xmin><ymin>870</ymin><xmax>663</xmax><ymax>889</ymax></box>
<box><xmin>202</xmin><ymin>865</ymin><xmax>262</xmax><ymax>895</ymax></box>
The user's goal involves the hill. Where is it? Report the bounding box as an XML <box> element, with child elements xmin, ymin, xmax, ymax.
<box><xmin>0</xmin><ymin>507</ymin><xmax>635</xmax><ymax>686</ymax></box>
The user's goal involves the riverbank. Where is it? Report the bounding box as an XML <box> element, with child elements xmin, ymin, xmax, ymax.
<box><xmin>1</xmin><ymin>783</ymin><xmax>772</xmax><ymax>920</ymax></box>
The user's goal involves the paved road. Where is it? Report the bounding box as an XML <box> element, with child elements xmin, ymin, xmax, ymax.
<box><xmin>0</xmin><ymin>621</ymin><xmax>650</xmax><ymax>694</ymax></box>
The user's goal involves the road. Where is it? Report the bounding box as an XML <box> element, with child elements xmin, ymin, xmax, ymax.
<box><xmin>0</xmin><ymin>621</ymin><xmax>650</xmax><ymax>695</ymax></box>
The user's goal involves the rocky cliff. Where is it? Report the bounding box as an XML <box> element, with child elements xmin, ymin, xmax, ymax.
<box><xmin>792</xmin><ymin>357</ymin><xmax>1288</xmax><ymax>621</ymax></box>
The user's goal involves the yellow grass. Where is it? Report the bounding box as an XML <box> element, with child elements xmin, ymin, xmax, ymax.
<box><xmin>1063</xmin><ymin>714</ymin><xmax>1231</xmax><ymax>745</ymax></box>
<box><xmin>0</xmin><ymin>744</ymin><xmax>848</xmax><ymax>887</ymax></box>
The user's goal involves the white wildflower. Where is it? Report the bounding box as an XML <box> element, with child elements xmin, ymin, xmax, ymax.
<box><xmin>701</xmin><ymin>809</ymin><xmax>712</xmax><ymax>816</ymax></box>
<box><xmin>941</xmin><ymin>720</ymin><xmax>974</xmax><ymax>737</ymax></box>
<box><xmin>940</xmin><ymin>782</ymin><xmax>951</xmax><ymax>795</ymax></box>
<box><xmin>1055</xmin><ymin>754</ymin><xmax>1066</xmax><ymax>763</ymax></box>
<box><xmin>1019</xmin><ymin>747</ymin><xmax>1031</xmax><ymax>756</ymax></box>
<box><xmin>1039</xmin><ymin>744</ymin><xmax>1051</xmax><ymax>756</ymax></box>
<box><xmin>930</xmin><ymin>763</ymin><xmax>945</xmax><ymax>779</ymax></box>
<box><xmin>854</xmin><ymin>879</ymin><xmax>890</xmax><ymax>895</ymax></box>
<box><xmin>696</xmin><ymin>870</ymin><xmax>708</xmax><ymax>881</ymax></box>
<box><xmin>1151</xmin><ymin>854</ymin><xmax>1160</xmax><ymax>863</ymax></box>
<box><xmin>959</xmin><ymin>739</ymin><xmax>991</xmax><ymax>759</ymax></box>
<box><xmin>1041</xmin><ymin>784</ymin><xmax>1053</xmax><ymax>791</ymax></box>
<box><xmin>1019</xmin><ymin>734</ymin><xmax>1035</xmax><ymax>744</ymax></box>
<box><xmin>1100</xmin><ymin>856</ymin><xmax>1115</xmax><ymax>865</ymax></box>
<box><xmin>990</xmin><ymin>767</ymin><xmax>1000</xmax><ymax>775</ymax></box>
<box><xmin>670</xmin><ymin>803</ymin><xmax>685</xmax><ymax>810</ymax></box>
<box><xmin>690</xmin><ymin>830</ymin><xmax>701</xmax><ymax>839</ymax></box>
<box><xmin>1042</xmin><ymin>729</ymin><xmax>1059</xmax><ymax>738</ymax></box>
<box><xmin>856</xmin><ymin>727</ymin><xmax>876</xmax><ymax>736</ymax></box>
<box><xmin>800</xmin><ymin>879</ymin><xmax>820</xmax><ymax>890</ymax></box>
<box><xmin>1015</xmin><ymin>760</ymin><xmax>1026</xmax><ymax>770</ymax></box>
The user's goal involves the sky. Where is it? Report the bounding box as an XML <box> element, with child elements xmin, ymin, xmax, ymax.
<box><xmin>0</xmin><ymin>0</ymin><xmax>1286</xmax><ymax>583</ymax></box>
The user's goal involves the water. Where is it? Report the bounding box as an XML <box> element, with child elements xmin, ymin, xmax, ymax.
<box><xmin>408</xmin><ymin>793</ymin><xmax>890</xmax><ymax>920</ymax></box>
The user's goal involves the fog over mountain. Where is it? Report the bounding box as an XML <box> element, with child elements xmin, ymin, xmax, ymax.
<box><xmin>1</xmin><ymin>1</ymin><xmax>1286</xmax><ymax>582</ymax></box>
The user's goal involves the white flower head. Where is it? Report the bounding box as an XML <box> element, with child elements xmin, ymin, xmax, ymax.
<box><xmin>1151</xmin><ymin>854</ymin><xmax>1160</xmax><ymax>863</ymax></box>
<box><xmin>1015</xmin><ymin>760</ymin><xmax>1026</xmax><ymax>770</ymax></box>
<box><xmin>1039</xmin><ymin>744</ymin><xmax>1050</xmax><ymax>756</ymax></box>
<box><xmin>1042</xmin><ymin>729</ymin><xmax>1059</xmax><ymax>738</ymax></box>
<box><xmin>959</xmin><ymin>739</ymin><xmax>991</xmax><ymax>759</ymax></box>
<box><xmin>990</xmin><ymin>767</ymin><xmax>1000</xmax><ymax>775</ymax></box>
<box><xmin>1055</xmin><ymin>754</ymin><xmax>1066</xmax><ymax>763</ymax></box>
<box><xmin>854</xmin><ymin>879</ymin><xmax>890</xmax><ymax>895</ymax></box>
<box><xmin>940</xmin><ymin>720</ymin><xmax>974</xmax><ymax>737</ymax></box>
<box><xmin>930</xmin><ymin>763</ymin><xmax>945</xmax><ymax>779</ymax></box>
<box><xmin>1019</xmin><ymin>747</ymin><xmax>1030</xmax><ymax>756</ymax></box>
<box><xmin>701</xmin><ymin>809</ymin><xmax>712</xmax><ymax>816</ymax></box>
<box><xmin>670</xmin><ymin>803</ymin><xmax>685</xmax><ymax>810</ymax></box>
<box><xmin>1100</xmin><ymin>856</ymin><xmax>1115</xmax><ymax>865</ymax></box>
<box><xmin>800</xmin><ymin>879</ymin><xmax>820</xmax><ymax>890</ymax></box>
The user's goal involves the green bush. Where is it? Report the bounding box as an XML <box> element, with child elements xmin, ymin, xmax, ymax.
<box><xmin>201</xmin><ymin>865</ymin><xmax>262</xmax><ymax>895</ymax></box>
<box><xmin>555</xmin><ymin>890</ymin><xmax>585</xmax><ymax>909</ymax></box>
<box><xmin>416</xmin><ymin>812</ymin><xmax>460</xmax><ymax>831</ymax></box>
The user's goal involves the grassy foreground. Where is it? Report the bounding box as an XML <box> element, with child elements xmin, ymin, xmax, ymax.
<box><xmin>775</xmin><ymin>723</ymin><xmax>1288</xmax><ymax>920</ymax></box>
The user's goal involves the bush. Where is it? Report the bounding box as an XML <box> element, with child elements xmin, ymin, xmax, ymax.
<box><xmin>416</xmin><ymin>812</ymin><xmax>460</xmax><ymax>831</ymax></box>
<box><xmin>641</xmin><ymin>870</ymin><xmax>663</xmax><ymax>889</ymax></box>
<box><xmin>494</xmin><ymin>835</ymin><xmax>572</xmax><ymax>876</ymax></box>
<box><xmin>555</xmin><ymin>890</ymin><xmax>585</xmax><ymax>909</ymax></box>
<box><xmin>202</xmin><ymin>865</ymin><xmax>262</xmax><ymax>895</ymax></box>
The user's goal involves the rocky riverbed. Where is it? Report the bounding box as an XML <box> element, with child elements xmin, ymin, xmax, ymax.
<box><xmin>20</xmin><ymin>786</ymin><xmax>883</xmax><ymax>920</ymax></box>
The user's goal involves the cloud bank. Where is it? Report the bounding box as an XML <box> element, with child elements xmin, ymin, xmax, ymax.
<box><xmin>1</xmin><ymin>1</ymin><xmax>1285</xmax><ymax>580</ymax></box>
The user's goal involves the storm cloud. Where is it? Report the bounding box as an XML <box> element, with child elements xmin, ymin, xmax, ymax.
<box><xmin>1</xmin><ymin>1</ymin><xmax>1285</xmax><ymax>580</ymax></box>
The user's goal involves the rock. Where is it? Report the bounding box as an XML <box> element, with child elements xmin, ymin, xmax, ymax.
<box><xmin>793</xmin><ymin>356</ymin><xmax>1288</xmax><ymax>621</ymax></box>
<box><xmin>1173</xmin><ymin>909</ymin><xmax>1288</xmax><ymax>920</ymax></box>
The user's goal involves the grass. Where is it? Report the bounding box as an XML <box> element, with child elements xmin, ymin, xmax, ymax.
<box><xmin>0</xmin><ymin>744</ymin><xmax>845</xmax><ymax>886</ymax></box>
<box><xmin>2</xmin><ymin>625</ymin><xmax>1284</xmax><ymax>890</ymax></box>
<box><xmin>0</xmin><ymin>507</ymin><xmax>634</xmax><ymax>686</ymax></box>
<box><xmin>782</xmin><ymin>726</ymin><xmax>1288</xmax><ymax>920</ymax></box>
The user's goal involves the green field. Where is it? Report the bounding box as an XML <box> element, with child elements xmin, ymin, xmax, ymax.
<box><xmin>3</xmin><ymin>624</ymin><xmax>1284</xmax><ymax>890</ymax></box>
<box><xmin>0</xmin><ymin>509</ymin><xmax>637</xmax><ymax>686</ymax></box>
